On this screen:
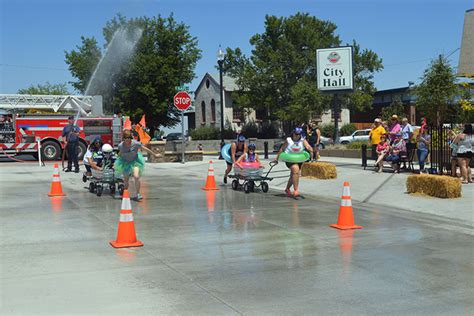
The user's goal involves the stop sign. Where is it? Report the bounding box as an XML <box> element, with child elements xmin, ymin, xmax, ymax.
<box><xmin>173</xmin><ymin>91</ymin><xmax>192</xmax><ymax>111</ymax></box>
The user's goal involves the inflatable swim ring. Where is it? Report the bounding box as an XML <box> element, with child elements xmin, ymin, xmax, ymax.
<box><xmin>221</xmin><ymin>143</ymin><xmax>232</xmax><ymax>163</ymax></box>
<box><xmin>238</xmin><ymin>161</ymin><xmax>261</xmax><ymax>169</ymax></box>
<box><xmin>279</xmin><ymin>151</ymin><xmax>310</xmax><ymax>163</ymax></box>
<box><xmin>234</xmin><ymin>161</ymin><xmax>263</xmax><ymax>177</ymax></box>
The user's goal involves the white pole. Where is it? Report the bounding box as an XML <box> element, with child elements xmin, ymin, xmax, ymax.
<box><xmin>37</xmin><ymin>140</ymin><xmax>42</xmax><ymax>167</ymax></box>
<box><xmin>181</xmin><ymin>110</ymin><xmax>185</xmax><ymax>164</ymax></box>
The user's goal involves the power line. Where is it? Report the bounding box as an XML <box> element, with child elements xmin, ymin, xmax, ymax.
<box><xmin>0</xmin><ymin>63</ymin><xmax>69</xmax><ymax>71</ymax></box>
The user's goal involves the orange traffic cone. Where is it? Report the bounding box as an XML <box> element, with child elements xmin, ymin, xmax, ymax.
<box><xmin>202</xmin><ymin>160</ymin><xmax>219</xmax><ymax>191</ymax></box>
<box><xmin>330</xmin><ymin>182</ymin><xmax>363</xmax><ymax>230</ymax></box>
<box><xmin>110</xmin><ymin>190</ymin><xmax>144</xmax><ymax>248</ymax></box>
<box><xmin>48</xmin><ymin>163</ymin><xmax>66</xmax><ymax>197</ymax></box>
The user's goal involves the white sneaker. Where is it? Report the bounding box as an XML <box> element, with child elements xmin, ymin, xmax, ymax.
<box><xmin>132</xmin><ymin>193</ymin><xmax>143</xmax><ymax>201</ymax></box>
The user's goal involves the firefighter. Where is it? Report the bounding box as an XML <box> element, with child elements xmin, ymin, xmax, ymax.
<box><xmin>62</xmin><ymin>115</ymin><xmax>81</xmax><ymax>173</ymax></box>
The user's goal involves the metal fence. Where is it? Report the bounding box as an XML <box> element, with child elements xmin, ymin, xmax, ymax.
<box><xmin>428</xmin><ymin>125</ymin><xmax>456</xmax><ymax>175</ymax></box>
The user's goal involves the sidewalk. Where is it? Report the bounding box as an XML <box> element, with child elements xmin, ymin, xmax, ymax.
<box><xmin>155</xmin><ymin>155</ymin><xmax>473</xmax><ymax>227</ymax></box>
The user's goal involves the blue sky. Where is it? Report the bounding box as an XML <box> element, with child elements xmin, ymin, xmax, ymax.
<box><xmin>1</xmin><ymin>0</ymin><xmax>472</xmax><ymax>95</ymax></box>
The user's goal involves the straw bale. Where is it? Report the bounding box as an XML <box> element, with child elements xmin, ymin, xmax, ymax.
<box><xmin>301</xmin><ymin>162</ymin><xmax>337</xmax><ymax>179</ymax></box>
<box><xmin>406</xmin><ymin>174</ymin><xmax>461</xmax><ymax>198</ymax></box>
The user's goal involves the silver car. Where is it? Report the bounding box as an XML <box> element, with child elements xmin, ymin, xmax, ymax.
<box><xmin>339</xmin><ymin>129</ymin><xmax>371</xmax><ymax>144</ymax></box>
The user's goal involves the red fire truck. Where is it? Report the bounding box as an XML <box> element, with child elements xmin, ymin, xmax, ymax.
<box><xmin>0</xmin><ymin>94</ymin><xmax>122</xmax><ymax>160</ymax></box>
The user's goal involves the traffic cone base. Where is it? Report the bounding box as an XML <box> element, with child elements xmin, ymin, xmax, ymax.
<box><xmin>202</xmin><ymin>160</ymin><xmax>220</xmax><ymax>191</ymax></box>
<box><xmin>330</xmin><ymin>224</ymin><xmax>363</xmax><ymax>230</ymax></box>
<box><xmin>48</xmin><ymin>163</ymin><xmax>66</xmax><ymax>196</ymax></box>
<box><xmin>110</xmin><ymin>240</ymin><xmax>143</xmax><ymax>248</ymax></box>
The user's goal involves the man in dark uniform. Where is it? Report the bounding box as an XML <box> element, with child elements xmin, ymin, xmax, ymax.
<box><xmin>62</xmin><ymin>115</ymin><xmax>81</xmax><ymax>172</ymax></box>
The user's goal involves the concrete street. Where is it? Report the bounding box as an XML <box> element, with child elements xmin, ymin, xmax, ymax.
<box><xmin>1</xmin><ymin>158</ymin><xmax>473</xmax><ymax>315</ymax></box>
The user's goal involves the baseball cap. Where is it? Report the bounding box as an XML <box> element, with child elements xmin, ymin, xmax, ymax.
<box><xmin>374</xmin><ymin>118</ymin><xmax>382</xmax><ymax>123</ymax></box>
<box><xmin>391</xmin><ymin>115</ymin><xmax>398</xmax><ymax>120</ymax></box>
<box><xmin>237</xmin><ymin>135</ymin><xmax>246</xmax><ymax>142</ymax></box>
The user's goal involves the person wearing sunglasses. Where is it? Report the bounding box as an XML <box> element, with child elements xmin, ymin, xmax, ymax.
<box><xmin>275</xmin><ymin>127</ymin><xmax>313</xmax><ymax>197</ymax></box>
<box><xmin>115</xmin><ymin>129</ymin><xmax>159</xmax><ymax>201</ymax></box>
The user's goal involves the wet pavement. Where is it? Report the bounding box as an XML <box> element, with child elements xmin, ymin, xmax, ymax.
<box><xmin>1</xmin><ymin>162</ymin><xmax>473</xmax><ymax>315</ymax></box>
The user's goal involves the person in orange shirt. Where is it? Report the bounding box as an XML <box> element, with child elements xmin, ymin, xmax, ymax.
<box><xmin>369</xmin><ymin>118</ymin><xmax>387</xmax><ymax>160</ymax></box>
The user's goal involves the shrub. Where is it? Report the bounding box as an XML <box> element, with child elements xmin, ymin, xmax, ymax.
<box><xmin>241</xmin><ymin>122</ymin><xmax>259</xmax><ymax>138</ymax></box>
<box><xmin>346</xmin><ymin>141</ymin><xmax>369</xmax><ymax>149</ymax></box>
<box><xmin>320</xmin><ymin>124</ymin><xmax>335</xmax><ymax>138</ymax></box>
<box><xmin>340</xmin><ymin>123</ymin><xmax>357</xmax><ymax>136</ymax></box>
<box><xmin>222</xmin><ymin>127</ymin><xmax>236</xmax><ymax>139</ymax></box>
<box><xmin>189</xmin><ymin>126</ymin><xmax>219</xmax><ymax>140</ymax></box>
<box><xmin>258</xmin><ymin>122</ymin><xmax>278</xmax><ymax>138</ymax></box>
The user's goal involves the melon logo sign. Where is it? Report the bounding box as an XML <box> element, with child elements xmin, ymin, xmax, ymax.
<box><xmin>316</xmin><ymin>46</ymin><xmax>353</xmax><ymax>92</ymax></box>
<box><xmin>173</xmin><ymin>91</ymin><xmax>192</xmax><ymax>111</ymax></box>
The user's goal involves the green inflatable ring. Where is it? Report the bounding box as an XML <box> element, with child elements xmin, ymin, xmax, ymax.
<box><xmin>279</xmin><ymin>151</ymin><xmax>310</xmax><ymax>163</ymax></box>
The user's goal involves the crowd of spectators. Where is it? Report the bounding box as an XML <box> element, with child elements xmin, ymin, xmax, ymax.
<box><xmin>368</xmin><ymin>115</ymin><xmax>473</xmax><ymax>183</ymax></box>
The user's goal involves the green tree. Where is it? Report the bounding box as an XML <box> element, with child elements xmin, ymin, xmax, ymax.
<box><xmin>65</xmin><ymin>14</ymin><xmax>201</xmax><ymax>129</ymax></box>
<box><xmin>18</xmin><ymin>82</ymin><xmax>69</xmax><ymax>95</ymax></box>
<box><xmin>223</xmin><ymin>13</ymin><xmax>383</xmax><ymax>126</ymax></box>
<box><xmin>414</xmin><ymin>55</ymin><xmax>458</xmax><ymax>126</ymax></box>
<box><xmin>380</xmin><ymin>96</ymin><xmax>406</xmax><ymax>122</ymax></box>
<box><xmin>65</xmin><ymin>37</ymin><xmax>102</xmax><ymax>93</ymax></box>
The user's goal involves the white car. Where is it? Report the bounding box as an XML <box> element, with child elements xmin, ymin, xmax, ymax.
<box><xmin>339</xmin><ymin>129</ymin><xmax>371</xmax><ymax>144</ymax></box>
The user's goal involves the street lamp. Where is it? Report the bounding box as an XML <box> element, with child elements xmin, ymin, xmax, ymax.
<box><xmin>408</xmin><ymin>81</ymin><xmax>415</xmax><ymax>124</ymax></box>
<box><xmin>217</xmin><ymin>45</ymin><xmax>225</xmax><ymax>157</ymax></box>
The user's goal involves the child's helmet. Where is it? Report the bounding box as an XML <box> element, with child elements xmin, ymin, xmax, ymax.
<box><xmin>248</xmin><ymin>143</ymin><xmax>256</xmax><ymax>150</ymax></box>
<box><xmin>102</xmin><ymin>143</ymin><xmax>113</xmax><ymax>153</ymax></box>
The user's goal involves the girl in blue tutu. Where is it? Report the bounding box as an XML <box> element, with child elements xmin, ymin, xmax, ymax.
<box><xmin>115</xmin><ymin>129</ymin><xmax>157</xmax><ymax>201</ymax></box>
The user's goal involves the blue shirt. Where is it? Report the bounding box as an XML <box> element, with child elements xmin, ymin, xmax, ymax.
<box><xmin>62</xmin><ymin>124</ymin><xmax>80</xmax><ymax>142</ymax></box>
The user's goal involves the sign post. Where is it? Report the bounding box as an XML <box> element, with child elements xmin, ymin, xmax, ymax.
<box><xmin>316</xmin><ymin>46</ymin><xmax>353</xmax><ymax>143</ymax></box>
<box><xmin>173</xmin><ymin>91</ymin><xmax>192</xmax><ymax>164</ymax></box>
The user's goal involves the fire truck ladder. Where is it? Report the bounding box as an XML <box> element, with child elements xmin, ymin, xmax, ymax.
<box><xmin>0</xmin><ymin>94</ymin><xmax>103</xmax><ymax>115</ymax></box>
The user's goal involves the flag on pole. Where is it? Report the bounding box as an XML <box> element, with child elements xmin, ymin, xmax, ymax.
<box><xmin>123</xmin><ymin>117</ymin><xmax>132</xmax><ymax>130</ymax></box>
<box><xmin>139</xmin><ymin>115</ymin><xmax>146</xmax><ymax>128</ymax></box>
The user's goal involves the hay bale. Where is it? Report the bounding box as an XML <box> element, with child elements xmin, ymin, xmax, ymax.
<box><xmin>301</xmin><ymin>162</ymin><xmax>337</xmax><ymax>179</ymax></box>
<box><xmin>406</xmin><ymin>174</ymin><xmax>461</xmax><ymax>198</ymax></box>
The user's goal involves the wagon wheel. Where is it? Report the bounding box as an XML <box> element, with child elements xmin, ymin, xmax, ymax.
<box><xmin>89</xmin><ymin>182</ymin><xmax>96</xmax><ymax>193</ymax></box>
<box><xmin>96</xmin><ymin>185</ymin><xmax>103</xmax><ymax>197</ymax></box>
<box><xmin>261</xmin><ymin>181</ymin><xmax>269</xmax><ymax>193</ymax></box>
<box><xmin>249</xmin><ymin>180</ymin><xmax>255</xmax><ymax>192</ymax></box>
<box><xmin>243</xmin><ymin>182</ymin><xmax>251</xmax><ymax>194</ymax></box>
<box><xmin>232</xmin><ymin>179</ymin><xmax>239</xmax><ymax>190</ymax></box>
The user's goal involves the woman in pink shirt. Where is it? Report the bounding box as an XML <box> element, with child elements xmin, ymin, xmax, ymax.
<box><xmin>388</xmin><ymin>115</ymin><xmax>401</xmax><ymax>143</ymax></box>
<box><xmin>375</xmin><ymin>134</ymin><xmax>389</xmax><ymax>172</ymax></box>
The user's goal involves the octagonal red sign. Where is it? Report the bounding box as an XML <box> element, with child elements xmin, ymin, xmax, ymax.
<box><xmin>173</xmin><ymin>91</ymin><xmax>192</xmax><ymax>111</ymax></box>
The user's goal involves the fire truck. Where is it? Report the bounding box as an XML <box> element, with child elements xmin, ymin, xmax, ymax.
<box><xmin>0</xmin><ymin>94</ymin><xmax>122</xmax><ymax>160</ymax></box>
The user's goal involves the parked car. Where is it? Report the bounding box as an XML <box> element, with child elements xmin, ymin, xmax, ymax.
<box><xmin>339</xmin><ymin>129</ymin><xmax>371</xmax><ymax>144</ymax></box>
<box><xmin>273</xmin><ymin>136</ymin><xmax>333</xmax><ymax>152</ymax></box>
<box><xmin>165</xmin><ymin>133</ymin><xmax>187</xmax><ymax>141</ymax></box>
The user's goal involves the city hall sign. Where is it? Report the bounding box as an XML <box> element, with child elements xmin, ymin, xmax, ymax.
<box><xmin>316</xmin><ymin>46</ymin><xmax>354</xmax><ymax>92</ymax></box>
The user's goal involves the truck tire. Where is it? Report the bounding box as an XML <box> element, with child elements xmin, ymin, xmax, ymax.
<box><xmin>41</xmin><ymin>141</ymin><xmax>61</xmax><ymax>160</ymax></box>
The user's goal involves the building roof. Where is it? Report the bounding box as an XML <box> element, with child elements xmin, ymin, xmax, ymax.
<box><xmin>194</xmin><ymin>73</ymin><xmax>241</xmax><ymax>96</ymax></box>
<box><xmin>209</xmin><ymin>73</ymin><xmax>240</xmax><ymax>91</ymax></box>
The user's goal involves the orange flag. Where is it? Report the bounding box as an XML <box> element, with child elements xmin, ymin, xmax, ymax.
<box><xmin>123</xmin><ymin>117</ymin><xmax>132</xmax><ymax>130</ymax></box>
<box><xmin>139</xmin><ymin>115</ymin><xmax>146</xmax><ymax>128</ymax></box>
<box><xmin>135</xmin><ymin>125</ymin><xmax>151</xmax><ymax>145</ymax></box>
